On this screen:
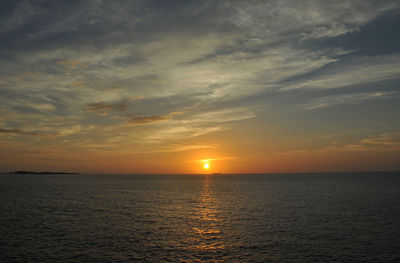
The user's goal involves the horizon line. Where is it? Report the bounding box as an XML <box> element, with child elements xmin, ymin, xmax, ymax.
<box><xmin>2</xmin><ymin>170</ymin><xmax>399</xmax><ymax>175</ymax></box>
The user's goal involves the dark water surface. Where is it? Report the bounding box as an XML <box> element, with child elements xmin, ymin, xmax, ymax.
<box><xmin>1</xmin><ymin>172</ymin><xmax>399</xmax><ymax>262</ymax></box>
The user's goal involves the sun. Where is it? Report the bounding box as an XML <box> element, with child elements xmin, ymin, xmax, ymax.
<box><xmin>203</xmin><ymin>163</ymin><xmax>210</xmax><ymax>170</ymax></box>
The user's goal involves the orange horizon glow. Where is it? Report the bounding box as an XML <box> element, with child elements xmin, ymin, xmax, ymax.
<box><xmin>2</xmin><ymin>145</ymin><xmax>400</xmax><ymax>174</ymax></box>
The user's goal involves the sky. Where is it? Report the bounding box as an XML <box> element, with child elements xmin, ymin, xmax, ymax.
<box><xmin>1</xmin><ymin>0</ymin><xmax>400</xmax><ymax>174</ymax></box>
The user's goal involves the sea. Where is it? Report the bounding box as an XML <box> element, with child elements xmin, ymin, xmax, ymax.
<box><xmin>0</xmin><ymin>172</ymin><xmax>399</xmax><ymax>262</ymax></box>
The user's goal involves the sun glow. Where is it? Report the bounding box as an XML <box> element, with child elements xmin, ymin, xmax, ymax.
<box><xmin>203</xmin><ymin>163</ymin><xmax>210</xmax><ymax>170</ymax></box>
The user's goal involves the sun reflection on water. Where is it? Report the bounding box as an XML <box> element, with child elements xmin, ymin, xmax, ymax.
<box><xmin>190</xmin><ymin>176</ymin><xmax>225</xmax><ymax>252</ymax></box>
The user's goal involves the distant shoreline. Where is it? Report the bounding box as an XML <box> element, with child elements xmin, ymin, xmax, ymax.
<box><xmin>9</xmin><ymin>171</ymin><xmax>79</xmax><ymax>175</ymax></box>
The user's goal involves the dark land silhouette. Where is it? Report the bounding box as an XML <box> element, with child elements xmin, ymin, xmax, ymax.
<box><xmin>10</xmin><ymin>171</ymin><xmax>79</xmax><ymax>175</ymax></box>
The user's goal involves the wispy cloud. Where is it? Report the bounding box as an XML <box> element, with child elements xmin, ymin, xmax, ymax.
<box><xmin>300</xmin><ymin>91</ymin><xmax>399</xmax><ymax>110</ymax></box>
<box><xmin>85</xmin><ymin>101</ymin><xmax>128</xmax><ymax>113</ymax></box>
<box><xmin>0</xmin><ymin>128</ymin><xmax>57</xmax><ymax>137</ymax></box>
<box><xmin>142</xmin><ymin>143</ymin><xmax>221</xmax><ymax>154</ymax></box>
<box><xmin>57</xmin><ymin>60</ymin><xmax>87</xmax><ymax>71</ymax></box>
<box><xmin>1</xmin><ymin>1</ymin><xmax>400</xmax><ymax>171</ymax></box>
<box><xmin>280</xmin><ymin>55</ymin><xmax>400</xmax><ymax>91</ymax></box>
<box><xmin>184</xmin><ymin>107</ymin><xmax>257</xmax><ymax>124</ymax></box>
<box><xmin>85</xmin><ymin>97</ymin><xmax>142</xmax><ymax>114</ymax></box>
<box><xmin>191</xmin><ymin>156</ymin><xmax>237</xmax><ymax>163</ymax></box>
<box><xmin>278</xmin><ymin>132</ymin><xmax>400</xmax><ymax>156</ymax></box>
<box><xmin>361</xmin><ymin>133</ymin><xmax>400</xmax><ymax>146</ymax></box>
<box><xmin>128</xmin><ymin>112</ymin><xmax>180</xmax><ymax>126</ymax></box>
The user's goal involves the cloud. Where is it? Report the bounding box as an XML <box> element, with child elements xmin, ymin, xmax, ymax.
<box><xmin>0</xmin><ymin>1</ymin><xmax>36</xmax><ymax>33</ymax></box>
<box><xmin>85</xmin><ymin>97</ymin><xmax>141</xmax><ymax>114</ymax></box>
<box><xmin>85</xmin><ymin>101</ymin><xmax>128</xmax><ymax>113</ymax></box>
<box><xmin>278</xmin><ymin>132</ymin><xmax>400</xmax><ymax>156</ymax></box>
<box><xmin>57</xmin><ymin>60</ymin><xmax>87</xmax><ymax>70</ymax></box>
<box><xmin>128</xmin><ymin>112</ymin><xmax>180</xmax><ymax>126</ymax></box>
<box><xmin>361</xmin><ymin>133</ymin><xmax>400</xmax><ymax>146</ymax></box>
<box><xmin>186</xmin><ymin>107</ymin><xmax>257</xmax><ymax>124</ymax></box>
<box><xmin>280</xmin><ymin>55</ymin><xmax>400</xmax><ymax>91</ymax></box>
<box><xmin>143</xmin><ymin>125</ymin><xmax>228</xmax><ymax>143</ymax></box>
<box><xmin>1</xmin><ymin>0</ymin><xmax>400</xmax><ymax>164</ymax></box>
<box><xmin>28</xmin><ymin>103</ymin><xmax>56</xmax><ymax>111</ymax></box>
<box><xmin>300</xmin><ymin>91</ymin><xmax>399</xmax><ymax>110</ymax></box>
<box><xmin>142</xmin><ymin>143</ymin><xmax>221</xmax><ymax>154</ymax></box>
<box><xmin>191</xmin><ymin>156</ymin><xmax>237</xmax><ymax>163</ymax></box>
<box><xmin>0</xmin><ymin>128</ymin><xmax>23</xmax><ymax>135</ymax></box>
<box><xmin>0</xmin><ymin>128</ymin><xmax>57</xmax><ymax>137</ymax></box>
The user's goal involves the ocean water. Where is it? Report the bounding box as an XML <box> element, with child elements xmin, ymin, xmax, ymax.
<box><xmin>0</xmin><ymin>172</ymin><xmax>399</xmax><ymax>262</ymax></box>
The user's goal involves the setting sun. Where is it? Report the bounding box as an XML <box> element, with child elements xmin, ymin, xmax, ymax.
<box><xmin>203</xmin><ymin>163</ymin><xmax>210</xmax><ymax>170</ymax></box>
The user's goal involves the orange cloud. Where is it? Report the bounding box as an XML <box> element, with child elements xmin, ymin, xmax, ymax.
<box><xmin>85</xmin><ymin>97</ymin><xmax>142</xmax><ymax>114</ymax></box>
<box><xmin>85</xmin><ymin>101</ymin><xmax>129</xmax><ymax>114</ymax></box>
<box><xmin>57</xmin><ymin>60</ymin><xmax>87</xmax><ymax>70</ymax></box>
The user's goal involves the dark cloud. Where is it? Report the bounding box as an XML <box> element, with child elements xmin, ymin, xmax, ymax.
<box><xmin>0</xmin><ymin>128</ymin><xmax>57</xmax><ymax>137</ymax></box>
<box><xmin>0</xmin><ymin>128</ymin><xmax>23</xmax><ymax>134</ymax></box>
<box><xmin>0</xmin><ymin>1</ymin><xmax>136</xmax><ymax>56</ymax></box>
<box><xmin>0</xmin><ymin>0</ymin><xmax>228</xmax><ymax>59</ymax></box>
<box><xmin>85</xmin><ymin>97</ymin><xmax>142</xmax><ymax>114</ymax></box>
